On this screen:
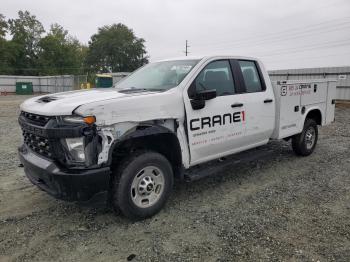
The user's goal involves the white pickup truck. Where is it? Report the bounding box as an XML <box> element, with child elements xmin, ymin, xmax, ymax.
<box><xmin>18</xmin><ymin>56</ymin><xmax>336</xmax><ymax>219</ymax></box>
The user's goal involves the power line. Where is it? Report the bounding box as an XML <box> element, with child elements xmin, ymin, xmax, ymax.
<box><xmin>195</xmin><ymin>23</ymin><xmax>350</xmax><ymax>52</ymax></box>
<box><xmin>255</xmin><ymin>38</ymin><xmax>350</xmax><ymax>58</ymax></box>
<box><xmin>264</xmin><ymin>50</ymin><xmax>350</xmax><ymax>64</ymax></box>
<box><xmin>202</xmin><ymin>14</ymin><xmax>350</xmax><ymax>46</ymax></box>
<box><xmin>152</xmin><ymin>16</ymin><xmax>350</xmax><ymax>60</ymax></box>
<box><xmin>191</xmin><ymin>37</ymin><xmax>350</xmax><ymax>59</ymax></box>
<box><xmin>193</xmin><ymin>16</ymin><xmax>350</xmax><ymax>50</ymax></box>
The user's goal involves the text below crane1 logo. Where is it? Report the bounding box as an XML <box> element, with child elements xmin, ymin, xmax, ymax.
<box><xmin>190</xmin><ymin>111</ymin><xmax>245</xmax><ymax>131</ymax></box>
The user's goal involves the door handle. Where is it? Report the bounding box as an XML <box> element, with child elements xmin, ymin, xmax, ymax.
<box><xmin>264</xmin><ymin>99</ymin><xmax>273</xmax><ymax>103</ymax></box>
<box><xmin>231</xmin><ymin>103</ymin><xmax>243</xmax><ymax>108</ymax></box>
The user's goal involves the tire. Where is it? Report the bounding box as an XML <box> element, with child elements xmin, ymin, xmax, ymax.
<box><xmin>111</xmin><ymin>151</ymin><xmax>174</xmax><ymax>220</ymax></box>
<box><xmin>292</xmin><ymin>118</ymin><xmax>318</xmax><ymax>156</ymax></box>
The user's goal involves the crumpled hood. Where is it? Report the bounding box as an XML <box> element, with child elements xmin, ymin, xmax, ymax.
<box><xmin>19</xmin><ymin>88</ymin><xmax>155</xmax><ymax>116</ymax></box>
<box><xmin>75</xmin><ymin>88</ymin><xmax>184</xmax><ymax>125</ymax></box>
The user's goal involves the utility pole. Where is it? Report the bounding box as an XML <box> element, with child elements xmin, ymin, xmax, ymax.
<box><xmin>184</xmin><ymin>40</ymin><xmax>189</xmax><ymax>56</ymax></box>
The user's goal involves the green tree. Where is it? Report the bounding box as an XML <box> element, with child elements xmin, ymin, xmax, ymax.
<box><xmin>37</xmin><ymin>23</ymin><xmax>86</xmax><ymax>75</ymax></box>
<box><xmin>86</xmin><ymin>23</ymin><xmax>148</xmax><ymax>73</ymax></box>
<box><xmin>0</xmin><ymin>14</ymin><xmax>7</xmax><ymax>37</ymax></box>
<box><xmin>0</xmin><ymin>14</ymin><xmax>17</xmax><ymax>74</ymax></box>
<box><xmin>8</xmin><ymin>10</ymin><xmax>45</xmax><ymax>75</ymax></box>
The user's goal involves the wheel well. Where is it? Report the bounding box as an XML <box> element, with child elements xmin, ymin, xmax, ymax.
<box><xmin>111</xmin><ymin>132</ymin><xmax>183</xmax><ymax>179</ymax></box>
<box><xmin>306</xmin><ymin>109</ymin><xmax>322</xmax><ymax>125</ymax></box>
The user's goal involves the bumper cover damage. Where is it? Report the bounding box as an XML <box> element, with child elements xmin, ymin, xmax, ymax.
<box><xmin>18</xmin><ymin>145</ymin><xmax>110</xmax><ymax>201</ymax></box>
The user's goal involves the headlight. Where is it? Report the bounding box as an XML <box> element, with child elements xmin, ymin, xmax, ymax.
<box><xmin>63</xmin><ymin>115</ymin><xmax>96</xmax><ymax>125</ymax></box>
<box><xmin>63</xmin><ymin>116</ymin><xmax>84</xmax><ymax>123</ymax></box>
<box><xmin>63</xmin><ymin>137</ymin><xmax>85</xmax><ymax>162</ymax></box>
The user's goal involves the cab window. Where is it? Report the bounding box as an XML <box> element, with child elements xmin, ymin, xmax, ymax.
<box><xmin>238</xmin><ymin>60</ymin><xmax>264</xmax><ymax>92</ymax></box>
<box><xmin>194</xmin><ymin>60</ymin><xmax>235</xmax><ymax>97</ymax></box>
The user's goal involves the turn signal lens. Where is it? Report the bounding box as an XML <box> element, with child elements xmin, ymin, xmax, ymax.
<box><xmin>83</xmin><ymin>116</ymin><xmax>96</xmax><ymax>125</ymax></box>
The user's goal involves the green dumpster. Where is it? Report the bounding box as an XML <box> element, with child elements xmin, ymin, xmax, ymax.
<box><xmin>16</xmin><ymin>82</ymin><xmax>33</xmax><ymax>95</ymax></box>
<box><xmin>95</xmin><ymin>74</ymin><xmax>113</xmax><ymax>88</ymax></box>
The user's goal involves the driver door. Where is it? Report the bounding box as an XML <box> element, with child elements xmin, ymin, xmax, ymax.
<box><xmin>184</xmin><ymin>60</ymin><xmax>246</xmax><ymax>166</ymax></box>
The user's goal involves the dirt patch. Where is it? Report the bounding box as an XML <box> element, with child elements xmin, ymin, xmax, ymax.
<box><xmin>336</xmin><ymin>100</ymin><xmax>350</xmax><ymax>108</ymax></box>
<box><xmin>1</xmin><ymin>95</ymin><xmax>349</xmax><ymax>261</ymax></box>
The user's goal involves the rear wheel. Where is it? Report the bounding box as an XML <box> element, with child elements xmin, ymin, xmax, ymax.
<box><xmin>111</xmin><ymin>151</ymin><xmax>173</xmax><ymax>220</ymax></box>
<box><xmin>292</xmin><ymin>118</ymin><xmax>318</xmax><ymax>156</ymax></box>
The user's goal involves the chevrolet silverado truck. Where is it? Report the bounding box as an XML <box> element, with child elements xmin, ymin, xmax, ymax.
<box><xmin>18</xmin><ymin>56</ymin><xmax>336</xmax><ymax>220</ymax></box>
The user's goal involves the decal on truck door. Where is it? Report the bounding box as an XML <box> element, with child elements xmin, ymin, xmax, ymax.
<box><xmin>190</xmin><ymin>111</ymin><xmax>245</xmax><ymax>131</ymax></box>
<box><xmin>281</xmin><ymin>86</ymin><xmax>287</xmax><ymax>96</ymax></box>
<box><xmin>282</xmin><ymin>84</ymin><xmax>312</xmax><ymax>97</ymax></box>
<box><xmin>189</xmin><ymin>111</ymin><xmax>245</xmax><ymax>146</ymax></box>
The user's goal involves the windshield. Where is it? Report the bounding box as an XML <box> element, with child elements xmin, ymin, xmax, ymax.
<box><xmin>115</xmin><ymin>59</ymin><xmax>199</xmax><ymax>91</ymax></box>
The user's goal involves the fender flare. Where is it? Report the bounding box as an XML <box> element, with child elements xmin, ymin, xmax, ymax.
<box><xmin>302</xmin><ymin>106</ymin><xmax>323</xmax><ymax>126</ymax></box>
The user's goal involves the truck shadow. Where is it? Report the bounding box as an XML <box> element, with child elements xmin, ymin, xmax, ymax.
<box><xmin>170</xmin><ymin>140</ymin><xmax>295</xmax><ymax>200</ymax></box>
<box><xmin>77</xmin><ymin>139</ymin><xmax>295</xmax><ymax>219</ymax></box>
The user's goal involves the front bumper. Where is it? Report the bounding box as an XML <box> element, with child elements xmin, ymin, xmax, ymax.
<box><xmin>18</xmin><ymin>145</ymin><xmax>110</xmax><ymax>201</ymax></box>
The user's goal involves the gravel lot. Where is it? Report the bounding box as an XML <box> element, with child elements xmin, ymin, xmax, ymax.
<box><xmin>0</xmin><ymin>95</ymin><xmax>349</xmax><ymax>262</ymax></box>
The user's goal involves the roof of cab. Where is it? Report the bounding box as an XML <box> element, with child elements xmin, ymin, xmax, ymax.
<box><xmin>154</xmin><ymin>55</ymin><xmax>259</xmax><ymax>63</ymax></box>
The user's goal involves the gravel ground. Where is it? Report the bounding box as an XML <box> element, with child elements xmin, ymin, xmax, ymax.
<box><xmin>0</xmin><ymin>95</ymin><xmax>349</xmax><ymax>262</ymax></box>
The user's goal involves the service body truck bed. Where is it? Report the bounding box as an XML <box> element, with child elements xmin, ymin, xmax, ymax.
<box><xmin>272</xmin><ymin>79</ymin><xmax>336</xmax><ymax>139</ymax></box>
<box><xmin>18</xmin><ymin>56</ymin><xmax>336</xmax><ymax>219</ymax></box>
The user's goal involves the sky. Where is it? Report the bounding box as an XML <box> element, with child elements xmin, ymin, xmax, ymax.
<box><xmin>2</xmin><ymin>0</ymin><xmax>350</xmax><ymax>70</ymax></box>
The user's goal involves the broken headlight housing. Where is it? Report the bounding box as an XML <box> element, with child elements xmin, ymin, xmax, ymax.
<box><xmin>58</xmin><ymin>114</ymin><xmax>99</xmax><ymax>167</ymax></box>
<box><xmin>61</xmin><ymin>137</ymin><xmax>85</xmax><ymax>162</ymax></box>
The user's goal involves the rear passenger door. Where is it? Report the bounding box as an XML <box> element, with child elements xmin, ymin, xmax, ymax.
<box><xmin>232</xmin><ymin>59</ymin><xmax>275</xmax><ymax>146</ymax></box>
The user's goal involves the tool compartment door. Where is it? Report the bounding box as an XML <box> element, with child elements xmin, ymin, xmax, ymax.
<box><xmin>325</xmin><ymin>81</ymin><xmax>336</xmax><ymax>124</ymax></box>
<box><xmin>300</xmin><ymin>82</ymin><xmax>327</xmax><ymax>106</ymax></box>
<box><xmin>277</xmin><ymin>84</ymin><xmax>303</xmax><ymax>138</ymax></box>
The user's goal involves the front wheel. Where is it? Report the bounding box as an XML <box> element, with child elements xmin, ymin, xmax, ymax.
<box><xmin>292</xmin><ymin>118</ymin><xmax>318</xmax><ymax>156</ymax></box>
<box><xmin>111</xmin><ymin>151</ymin><xmax>174</xmax><ymax>220</ymax></box>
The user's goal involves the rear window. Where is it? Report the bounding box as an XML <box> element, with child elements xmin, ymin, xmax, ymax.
<box><xmin>238</xmin><ymin>60</ymin><xmax>264</xmax><ymax>93</ymax></box>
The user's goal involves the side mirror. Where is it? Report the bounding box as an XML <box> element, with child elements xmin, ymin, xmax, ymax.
<box><xmin>196</xmin><ymin>89</ymin><xmax>217</xmax><ymax>101</ymax></box>
<box><xmin>190</xmin><ymin>89</ymin><xmax>216</xmax><ymax>110</ymax></box>
<box><xmin>190</xmin><ymin>99</ymin><xmax>205</xmax><ymax>110</ymax></box>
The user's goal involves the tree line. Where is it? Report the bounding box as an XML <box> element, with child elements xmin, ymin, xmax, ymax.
<box><xmin>0</xmin><ymin>11</ymin><xmax>148</xmax><ymax>76</ymax></box>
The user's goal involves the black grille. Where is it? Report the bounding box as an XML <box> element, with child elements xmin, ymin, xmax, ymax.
<box><xmin>20</xmin><ymin>111</ymin><xmax>52</xmax><ymax>126</ymax></box>
<box><xmin>22</xmin><ymin>129</ymin><xmax>53</xmax><ymax>158</ymax></box>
